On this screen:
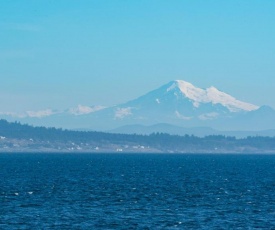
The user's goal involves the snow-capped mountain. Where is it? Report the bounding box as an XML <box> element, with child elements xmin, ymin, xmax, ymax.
<box><xmin>100</xmin><ymin>80</ymin><xmax>260</xmax><ymax>126</ymax></box>
<box><xmin>113</xmin><ymin>80</ymin><xmax>259</xmax><ymax>118</ymax></box>
<box><xmin>0</xmin><ymin>80</ymin><xmax>274</xmax><ymax>132</ymax></box>
<box><xmin>62</xmin><ymin>79</ymin><xmax>272</xmax><ymax>131</ymax></box>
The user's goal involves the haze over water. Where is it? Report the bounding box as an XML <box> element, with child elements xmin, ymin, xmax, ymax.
<box><xmin>1</xmin><ymin>153</ymin><xmax>274</xmax><ymax>229</ymax></box>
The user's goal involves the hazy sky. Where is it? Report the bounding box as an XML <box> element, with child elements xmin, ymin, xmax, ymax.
<box><xmin>1</xmin><ymin>0</ymin><xmax>275</xmax><ymax>112</ymax></box>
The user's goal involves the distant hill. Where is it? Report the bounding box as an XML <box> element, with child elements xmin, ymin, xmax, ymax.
<box><xmin>110</xmin><ymin>124</ymin><xmax>218</xmax><ymax>137</ymax></box>
<box><xmin>110</xmin><ymin>123</ymin><xmax>275</xmax><ymax>138</ymax></box>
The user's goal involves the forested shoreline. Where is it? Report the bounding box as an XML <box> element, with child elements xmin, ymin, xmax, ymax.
<box><xmin>0</xmin><ymin>119</ymin><xmax>274</xmax><ymax>153</ymax></box>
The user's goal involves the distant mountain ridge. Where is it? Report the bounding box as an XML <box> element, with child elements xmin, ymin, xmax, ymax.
<box><xmin>110</xmin><ymin>123</ymin><xmax>275</xmax><ymax>138</ymax></box>
<box><xmin>1</xmin><ymin>80</ymin><xmax>274</xmax><ymax>132</ymax></box>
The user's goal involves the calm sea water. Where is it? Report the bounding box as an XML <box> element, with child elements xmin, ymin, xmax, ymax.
<box><xmin>0</xmin><ymin>153</ymin><xmax>274</xmax><ymax>229</ymax></box>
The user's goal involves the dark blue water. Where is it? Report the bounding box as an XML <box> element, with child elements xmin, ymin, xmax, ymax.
<box><xmin>0</xmin><ymin>153</ymin><xmax>274</xmax><ymax>229</ymax></box>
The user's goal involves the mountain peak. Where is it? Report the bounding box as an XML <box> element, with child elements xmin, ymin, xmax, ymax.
<box><xmin>167</xmin><ymin>80</ymin><xmax>205</xmax><ymax>104</ymax></box>
<box><xmin>169</xmin><ymin>80</ymin><xmax>197</xmax><ymax>92</ymax></box>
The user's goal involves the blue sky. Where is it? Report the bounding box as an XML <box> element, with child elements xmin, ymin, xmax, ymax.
<box><xmin>1</xmin><ymin>0</ymin><xmax>275</xmax><ymax>111</ymax></box>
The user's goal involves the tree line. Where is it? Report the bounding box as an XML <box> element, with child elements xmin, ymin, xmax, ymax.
<box><xmin>0</xmin><ymin>119</ymin><xmax>274</xmax><ymax>151</ymax></box>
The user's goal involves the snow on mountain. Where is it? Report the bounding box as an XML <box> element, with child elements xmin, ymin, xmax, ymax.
<box><xmin>26</xmin><ymin>109</ymin><xmax>56</xmax><ymax>118</ymax></box>
<box><xmin>69</xmin><ymin>105</ymin><xmax>106</xmax><ymax>115</ymax></box>
<box><xmin>170</xmin><ymin>80</ymin><xmax>259</xmax><ymax>112</ymax></box>
<box><xmin>114</xmin><ymin>107</ymin><xmax>132</xmax><ymax>119</ymax></box>
<box><xmin>0</xmin><ymin>109</ymin><xmax>56</xmax><ymax>118</ymax></box>
<box><xmin>0</xmin><ymin>105</ymin><xmax>106</xmax><ymax>119</ymax></box>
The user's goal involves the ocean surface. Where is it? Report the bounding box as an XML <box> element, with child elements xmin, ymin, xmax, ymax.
<box><xmin>0</xmin><ymin>153</ymin><xmax>274</xmax><ymax>229</ymax></box>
